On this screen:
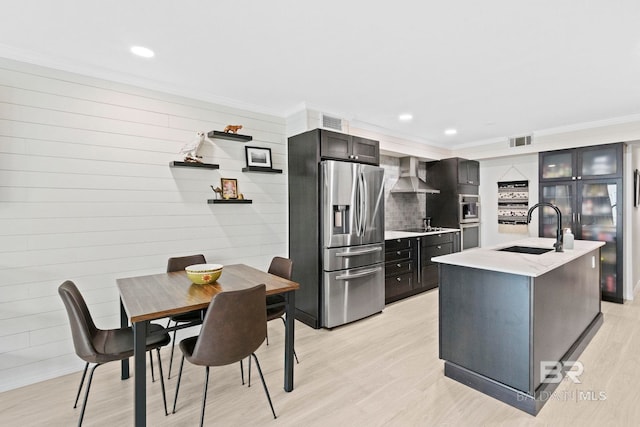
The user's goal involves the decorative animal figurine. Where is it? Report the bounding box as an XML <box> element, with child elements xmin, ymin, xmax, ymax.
<box><xmin>179</xmin><ymin>131</ymin><xmax>214</xmax><ymax>162</ymax></box>
<box><xmin>210</xmin><ymin>186</ymin><xmax>223</xmax><ymax>199</ymax></box>
<box><xmin>223</xmin><ymin>125</ymin><xmax>243</xmax><ymax>134</ymax></box>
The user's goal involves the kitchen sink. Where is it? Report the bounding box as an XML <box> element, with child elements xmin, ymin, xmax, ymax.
<box><xmin>497</xmin><ymin>245</ymin><xmax>554</xmax><ymax>255</ymax></box>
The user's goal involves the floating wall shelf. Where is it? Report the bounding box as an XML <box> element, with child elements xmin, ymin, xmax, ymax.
<box><xmin>170</xmin><ymin>161</ymin><xmax>220</xmax><ymax>169</ymax></box>
<box><xmin>207</xmin><ymin>130</ymin><xmax>253</xmax><ymax>142</ymax></box>
<box><xmin>207</xmin><ymin>199</ymin><xmax>253</xmax><ymax>204</ymax></box>
<box><xmin>241</xmin><ymin>166</ymin><xmax>283</xmax><ymax>173</ymax></box>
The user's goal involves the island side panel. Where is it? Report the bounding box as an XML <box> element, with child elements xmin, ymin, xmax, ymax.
<box><xmin>532</xmin><ymin>248</ymin><xmax>601</xmax><ymax>391</ymax></box>
<box><xmin>439</xmin><ymin>264</ymin><xmax>532</xmax><ymax>393</ymax></box>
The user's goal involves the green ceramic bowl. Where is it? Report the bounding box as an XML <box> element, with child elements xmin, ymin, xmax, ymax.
<box><xmin>185</xmin><ymin>264</ymin><xmax>223</xmax><ymax>284</ymax></box>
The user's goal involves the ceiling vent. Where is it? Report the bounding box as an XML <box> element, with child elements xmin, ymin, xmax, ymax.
<box><xmin>321</xmin><ymin>114</ymin><xmax>344</xmax><ymax>131</ymax></box>
<box><xmin>509</xmin><ymin>135</ymin><xmax>532</xmax><ymax>147</ymax></box>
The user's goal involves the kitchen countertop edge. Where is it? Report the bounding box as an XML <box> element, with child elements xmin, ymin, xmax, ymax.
<box><xmin>385</xmin><ymin>229</ymin><xmax>460</xmax><ymax>240</ymax></box>
<box><xmin>431</xmin><ymin>237</ymin><xmax>605</xmax><ymax>277</ymax></box>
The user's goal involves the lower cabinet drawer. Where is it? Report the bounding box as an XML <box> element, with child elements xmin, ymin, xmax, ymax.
<box><xmin>385</xmin><ymin>260</ymin><xmax>412</xmax><ymax>276</ymax></box>
<box><xmin>385</xmin><ymin>272</ymin><xmax>413</xmax><ymax>300</ymax></box>
<box><xmin>423</xmin><ymin>242</ymin><xmax>453</xmax><ymax>264</ymax></box>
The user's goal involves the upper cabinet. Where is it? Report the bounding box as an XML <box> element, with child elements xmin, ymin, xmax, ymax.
<box><xmin>540</xmin><ymin>143</ymin><xmax>623</xmax><ymax>181</ymax></box>
<box><xmin>458</xmin><ymin>159</ymin><xmax>480</xmax><ymax>185</ymax></box>
<box><xmin>426</xmin><ymin>157</ymin><xmax>479</xmax><ymax>190</ymax></box>
<box><xmin>320</xmin><ymin>129</ymin><xmax>379</xmax><ymax>165</ymax></box>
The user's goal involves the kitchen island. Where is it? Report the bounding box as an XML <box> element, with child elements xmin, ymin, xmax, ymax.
<box><xmin>432</xmin><ymin>237</ymin><xmax>605</xmax><ymax>415</ymax></box>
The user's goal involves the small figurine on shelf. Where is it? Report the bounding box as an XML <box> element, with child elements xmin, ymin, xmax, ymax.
<box><xmin>210</xmin><ymin>185</ymin><xmax>223</xmax><ymax>199</ymax></box>
<box><xmin>238</xmin><ymin>193</ymin><xmax>245</xmax><ymax>200</ymax></box>
<box><xmin>223</xmin><ymin>124</ymin><xmax>243</xmax><ymax>134</ymax></box>
<box><xmin>179</xmin><ymin>131</ymin><xmax>214</xmax><ymax>163</ymax></box>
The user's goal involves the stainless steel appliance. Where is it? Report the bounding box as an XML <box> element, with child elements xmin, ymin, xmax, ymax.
<box><xmin>459</xmin><ymin>194</ymin><xmax>480</xmax><ymax>223</ymax></box>
<box><xmin>321</xmin><ymin>160</ymin><xmax>385</xmax><ymax>328</ymax></box>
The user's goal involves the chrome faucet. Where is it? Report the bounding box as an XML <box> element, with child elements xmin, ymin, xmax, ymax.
<box><xmin>526</xmin><ymin>202</ymin><xmax>563</xmax><ymax>252</ymax></box>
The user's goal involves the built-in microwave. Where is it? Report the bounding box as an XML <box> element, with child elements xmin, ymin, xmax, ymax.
<box><xmin>459</xmin><ymin>194</ymin><xmax>480</xmax><ymax>223</ymax></box>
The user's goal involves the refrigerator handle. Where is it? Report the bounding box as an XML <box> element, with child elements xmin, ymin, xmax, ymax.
<box><xmin>336</xmin><ymin>247</ymin><xmax>383</xmax><ymax>256</ymax></box>
<box><xmin>353</xmin><ymin>168</ymin><xmax>361</xmax><ymax>236</ymax></box>
<box><xmin>335</xmin><ymin>266</ymin><xmax>382</xmax><ymax>280</ymax></box>
<box><xmin>359</xmin><ymin>171</ymin><xmax>367</xmax><ymax>235</ymax></box>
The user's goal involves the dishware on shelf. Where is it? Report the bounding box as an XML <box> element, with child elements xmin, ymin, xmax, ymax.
<box><xmin>185</xmin><ymin>263</ymin><xmax>223</xmax><ymax>284</ymax></box>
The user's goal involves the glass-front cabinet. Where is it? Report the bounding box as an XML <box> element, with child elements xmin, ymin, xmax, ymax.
<box><xmin>540</xmin><ymin>143</ymin><xmax>622</xmax><ymax>181</ymax></box>
<box><xmin>538</xmin><ymin>142</ymin><xmax>624</xmax><ymax>303</ymax></box>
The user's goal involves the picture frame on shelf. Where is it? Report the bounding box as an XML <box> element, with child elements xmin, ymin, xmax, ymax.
<box><xmin>245</xmin><ymin>146</ymin><xmax>272</xmax><ymax>169</ymax></box>
<box><xmin>221</xmin><ymin>178</ymin><xmax>238</xmax><ymax>199</ymax></box>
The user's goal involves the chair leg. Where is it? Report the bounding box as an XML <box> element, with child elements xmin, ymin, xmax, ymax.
<box><xmin>280</xmin><ymin>317</ymin><xmax>299</xmax><ymax>364</ymax></box>
<box><xmin>251</xmin><ymin>353</ymin><xmax>277</xmax><ymax>419</ymax></box>
<box><xmin>168</xmin><ymin>326</ymin><xmax>178</xmax><ymax>379</ymax></box>
<box><xmin>200</xmin><ymin>366</ymin><xmax>210</xmax><ymax>427</ymax></box>
<box><xmin>156</xmin><ymin>348</ymin><xmax>168</xmax><ymax>416</ymax></box>
<box><xmin>239</xmin><ymin>359</ymin><xmax>245</xmax><ymax>385</ymax></box>
<box><xmin>73</xmin><ymin>363</ymin><xmax>89</xmax><ymax>408</ymax></box>
<box><xmin>172</xmin><ymin>355</ymin><xmax>186</xmax><ymax>414</ymax></box>
<box><xmin>248</xmin><ymin>356</ymin><xmax>252</xmax><ymax>387</ymax></box>
<box><xmin>149</xmin><ymin>350</ymin><xmax>155</xmax><ymax>382</ymax></box>
<box><xmin>78</xmin><ymin>363</ymin><xmax>100</xmax><ymax>427</ymax></box>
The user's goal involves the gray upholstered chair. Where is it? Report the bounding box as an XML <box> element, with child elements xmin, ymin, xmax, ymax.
<box><xmin>172</xmin><ymin>284</ymin><xmax>276</xmax><ymax>426</ymax></box>
<box><xmin>166</xmin><ymin>254</ymin><xmax>207</xmax><ymax>378</ymax></box>
<box><xmin>58</xmin><ymin>280</ymin><xmax>170</xmax><ymax>426</ymax></box>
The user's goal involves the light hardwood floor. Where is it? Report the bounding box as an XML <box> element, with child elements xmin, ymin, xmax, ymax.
<box><xmin>2</xmin><ymin>288</ymin><xmax>640</xmax><ymax>426</ymax></box>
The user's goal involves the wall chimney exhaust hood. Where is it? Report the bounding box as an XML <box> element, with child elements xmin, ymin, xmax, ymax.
<box><xmin>390</xmin><ymin>157</ymin><xmax>440</xmax><ymax>194</ymax></box>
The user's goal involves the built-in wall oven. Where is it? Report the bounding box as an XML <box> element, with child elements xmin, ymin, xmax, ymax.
<box><xmin>459</xmin><ymin>194</ymin><xmax>480</xmax><ymax>249</ymax></box>
<box><xmin>459</xmin><ymin>194</ymin><xmax>480</xmax><ymax>223</ymax></box>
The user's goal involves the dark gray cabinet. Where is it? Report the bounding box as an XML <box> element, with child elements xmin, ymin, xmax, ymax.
<box><xmin>426</xmin><ymin>157</ymin><xmax>479</xmax><ymax>190</ymax></box>
<box><xmin>319</xmin><ymin>129</ymin><xmax>379</xmax><ymax>165</ymax></box>
<box><xmin>419</xmin><ymin>232</ymin><xmax>459</xmax><ymax>290</ymax></box>
<box><xmin>384</xmin><ymin>231</ymin><xmax>460</xmax><ymax>303</ymax></box>
<box><xmin>538</xmin><ymin>142</ymin><xmax>624</xmax><ymax>303</ymax></box>
<box><xmin>458</xmin><ymin>159</ymin><xmax>480</xmax><ymax>185</ymax></box>
<box><xmin>384</xmin><ymin>238</ymin><xmax>417</xmax><ymax>303</ymax></box>
<box><xmin>539</xmin><ymin>143</ymin><xmax>622</xmax><ymax>182</ymax></box>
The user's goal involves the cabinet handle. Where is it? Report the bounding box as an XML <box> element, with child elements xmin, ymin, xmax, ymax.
<box><xmin>437</xmin><ymin>245</ymin><xmax>441</xmax><ymax>249</ymax></box>
<box><xmin>577</xmin><ymin>213</ymin><xmax>581</xmax><ymax>223</ymax></box>
<box><xmin>572</xmin><ymin>176</ymin><xmax>576</xmax><ymax>180</ymax></box>
<box><xmin>577</xmin><ymin>176</ymin><xmax>582</xmax><ymax>180</ymax></box>
<box><xmin>355</xmin><ymin>156</ymin><xmax>359</xmax><ymax>159</ymax></box>
<box><xmin>396</xmin><ymin>251</ymin><xmax>401</xmax><ymax>255</ymax></box>
<box><xmin>572</xmin><ymin>213</ymin><xmax>576</xmax><ymax>222</ymax></box>
<box><xmin>397</xmin><ymin>263</ymin><xmax>401</xmax><ymax>267</ymax></box>
<box><xmin>396</xmin><ymin>277</ymin><xmax>402</xmax><ymax>282</ymax></box>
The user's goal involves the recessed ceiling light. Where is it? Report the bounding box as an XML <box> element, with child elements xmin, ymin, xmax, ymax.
<box><xmin>130</xmin><ymin>45</ymin><xmax>155</xmax><ymax>58</ymax></box>
<box><xmin>444</xmin><ymin>129</ymin><xmax>457</xmax><ymax>135</ymax></box>
<box><xmin>398</xmin><ymin>113</ymin><xmax>413</xmax><ymax>122</ymax></box>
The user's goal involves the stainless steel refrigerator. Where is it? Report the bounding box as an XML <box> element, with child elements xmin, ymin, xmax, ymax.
<box><xmin>320</xmin><ymin>160</ymin><xmax>385</xmax><ymax>328</ymax></box>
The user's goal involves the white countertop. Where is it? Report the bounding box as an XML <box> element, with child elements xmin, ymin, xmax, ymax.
<box><xmin>385</xmin><ymin>228</ymin><xmax>460</xmax><ymax>240</ymax></box>
<box><xmin>431</xmin><ymin>237</ymin><xmax>605</xmax><ymax>277</ymax></box>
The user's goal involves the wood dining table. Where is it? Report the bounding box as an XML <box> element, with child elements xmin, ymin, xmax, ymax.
<box><xmin>117</xmin><ymin>263</ymin><xmax>300</xmax><ymax>427</ymax></box>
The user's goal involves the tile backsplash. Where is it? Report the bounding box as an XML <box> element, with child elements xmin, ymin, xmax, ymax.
<box><xmin>380</xmin><ymin>155</ymin><xmax>427</xmax><ymax>231</ymax></box>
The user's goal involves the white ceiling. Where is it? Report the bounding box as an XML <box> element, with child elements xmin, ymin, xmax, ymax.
<box><xmin>2</xmin><ymin>1</ymin><xmax>640</xmax><ymax>148</ymax></box>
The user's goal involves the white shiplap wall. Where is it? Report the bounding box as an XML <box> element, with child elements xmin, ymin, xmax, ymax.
<box><xmin>0</xmin><ymin>58</ymin><xmax>288</xmax><ymax>392</ymax></box>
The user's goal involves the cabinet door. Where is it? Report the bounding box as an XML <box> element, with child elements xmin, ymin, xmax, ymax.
<box><xmin>539</xmin><ymin>182</ymin><xmax>576</xmax><ymax>237</ymax></box>
<box><xmin>539</xmin><ymin>150</ymin><xmax>576</xmax><ymax>181</ymax></box>
<box><xmin>351</xmin><ymin>136</ymin><xmax>379</xmax><ymax>165</ymax></box>
<box><xmin>458</xmin><ymin>159</ymin><xmax>479</xmax><ymax>185</ymax></box>
<box><xmin>578</xmin><ymin>144</ymin><xmax>622</xmax><ymax>179</ymax></box>
<box><xmin>577</xmin><ymin>179</ymin><xmax>623</xmax><ymax>302</ymax></box>
<box><xmin>320</xmin><ymin>130</ymin><xmax>351</xmax><ymax>161</ymax></box>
